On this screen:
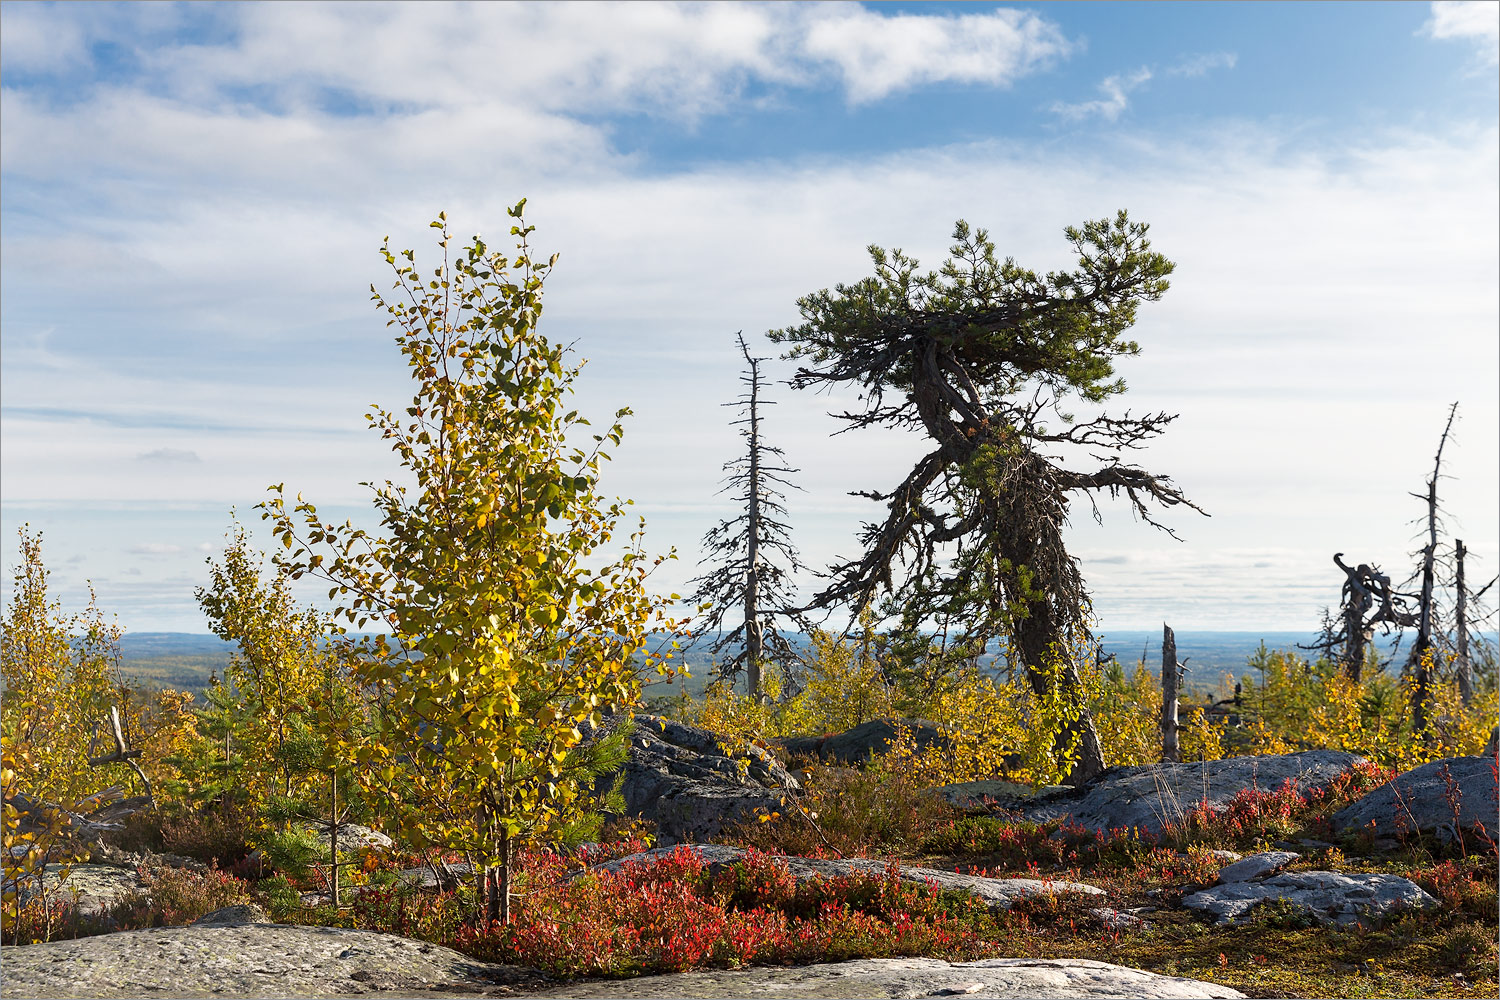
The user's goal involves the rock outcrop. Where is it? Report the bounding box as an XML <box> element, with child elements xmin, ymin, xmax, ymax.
<box><xmin>586</xmin><ymin>845</ymin><xmax>1105</xmax><ymax>911</ymax></box>
<box><xmin>533</xmin><ymin>957</ymin><xmax>1246</xmax><ymax>998</ymax></box>
<box><xmin>1181</xmin><ymin>870</ymin><xmax>1439</xmax><ymax>927</ymax></box>
<box><xmin>1013</xmin><ymin>751</ymin><xmax>1366</xmax><ymax>836</ymax></box>
<box><xmin>0</xmin><ymin>923</ymin><xmax>543</xmax><ymax>998</ymax></box>
<box><xmin>1213</xmin><ymin>851</ymin><xmax>1298</xmax><ymax>884</ymax></box>
<box><xmin>1330</xmin><ymin>755</ymin><xmax>1498</xmax><ymax>844</ymax></box>
<box><xmin>586</xmin><ymin>714</ymin><xmax>801</xmax><ymax>843</ymax></box>
<box><xmin>0</xmin><ymin>929</ymin><xmax>1244</xmax><ymax>999</ymax></box>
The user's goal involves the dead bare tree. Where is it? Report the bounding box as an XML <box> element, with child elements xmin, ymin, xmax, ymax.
<box><xmin>1322</xmin><ymin>554</ymin><xmax>1415</xmax><ymax>682</ymax></box>
<box><xmin>1404</xmin><ymin>402</ymin><xmax>1458</xmax><ymax>735</ymax></box>
<box><xmin>769</xmin><ymin>212</ymin><xmax>1205</xmax><ymax>785</ymax></box>
<box><xmin>688</xmin><ymin>332</ymin><xmax>807</xmax><ymax>700</ymax></box>
<box><xmin>1161</xmin><ymin>624</ymin><xmax>1181</xmax><ymax>763</ymax></box>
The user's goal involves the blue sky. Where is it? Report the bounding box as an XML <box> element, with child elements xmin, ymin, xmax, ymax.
<box><xmin>2</xmin><ymin>1</ymin><xmax>1496</xmax><ymax>635</ymax></box>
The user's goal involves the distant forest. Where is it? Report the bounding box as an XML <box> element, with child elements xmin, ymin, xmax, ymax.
<box><xmin>115</xmin><ymin>629</ymin><xmax>1492</xmax><ymax>703</ymax></box>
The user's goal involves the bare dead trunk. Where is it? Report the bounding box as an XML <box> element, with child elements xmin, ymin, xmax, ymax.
<box><xmin>1406</xmin><ymin>402</ymin><xmax>1456</xmax><ymax>736</ymax></box>
<box><xmin>1161</xmin><ymin>624</ymin><xmax>1180</xmax><ymax>763</ymax></box>
<box><xmin>329</xmin><ymin>771</ymin><xmax>340</xmax><ymax>907</ymax></box>
<box><xmin>745</xmin><ymin>353</ymin><xmax>764</xmax><ymax>702</ymax></box>
<box><xmin>1455</xmin><ymin>539</ymin><xmax>1472</xmax><ymax>704</ymax></box>
<box><xmin>1343</xmin><ymin>601</ymin><xmax>1367</xmax><ymax>683</ymax></box>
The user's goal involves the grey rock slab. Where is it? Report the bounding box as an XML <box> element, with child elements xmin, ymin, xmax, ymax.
<box><xmin>531</xmin><ymin>957</ymin><xmax>1245</xmax><ymax>998</ymax></box>
<box><xmin>0</xmin><ymin>923</ymin><xmax>541</xmax><ymax>999</ymax></box>
<box><xmin>583</xmin><ymin>714</ymin><xmax>801</xmax><ymax>844</ymax></box>
<box><xmin>1215</xmin><ymin>851</ymin><xmax>1299</xmax><ymax>884</ymax></box>
<box><xmin>586</xmin><ymin>846</ymin><xmax>1104</xmax><ymax>910</ymax></box>
<box><xmin>1331</xmin><ymin>755</ymin><xmax>1499</xmax><ymax>844</ymax></box>
<box><xmin>1016</xmin><ymin>750</ymin><xmax>1366</xmax><ymax>837</ymax></box>
<box><xmin>1182</xmin><ymin>870</ymin><xmax>1440</xmax><ymax>927</ymax></box>
<box><xmin>10</xmin><ymin>863</ymin><xmax>144</xmax><ymax>916</ymax></box>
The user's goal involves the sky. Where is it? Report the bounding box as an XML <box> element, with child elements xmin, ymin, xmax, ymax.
<box><xmin>1</xmin><ymin>0</ymin><xmax>1497</xmax><ymax>637</ymax></box>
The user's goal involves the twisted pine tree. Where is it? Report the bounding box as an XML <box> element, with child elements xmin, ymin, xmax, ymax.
<box><xmin>688</xmin><ymin>333</ymin><xmax>807</xmax><ymax>701</ymax></box>
<box><xmin>769</xmin><ymin>212</ymin><xmax>1205</xmax><ymax>784</ymax></box>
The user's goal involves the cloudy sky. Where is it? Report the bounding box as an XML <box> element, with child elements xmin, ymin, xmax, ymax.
<box><xmin>2</xmin><ymin>1</ymin><xmax>1496</xmax><ymax>636</ymax></box>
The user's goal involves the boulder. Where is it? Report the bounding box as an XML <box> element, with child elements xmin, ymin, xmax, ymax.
<box><xmin>586</xmin><ymin>845</ymin><xmax>1106</xmax><ymax>911</ymax></box>
<box><xmin>9</xmin><ymin>862</ymin><xmax>144</xmax><ymax>916</ymax></box>
<box><xmin>1330</xmin><ymin>755</ymin><xmax>1498</xmax><ymax>844</ymax></box>
<box><xmin>585</xmin><ymin>714</ymin><xmax>801</xmax><ymax>844</ymax></box>
<box><xmin>926</xmin><ymin>780</ymin><xmax>1074</xmax><ymax>813</ymax></box>
<box><xmin>302</xmin><ymin>820</ymin><xmax>395</xmax><ymax>855</ymax></box>
<box><xmin>532</xmin><ymin>957</ymin><xmax>1246</xmax><ymax>998</ymax></box>
<box><xmin>1215</xmin><ymin>851</ymin><xmax>1298</xmax><ymax>884</ymax></box>
<box><xmin>1182</xmin><ymin>870</ymin><xmax>1439</xmax><ymax>927</ymax></box>
<box><xmin>820</xmin><ymin>718</ymin><xmax>949</xmax><ymax>765</ymax></box>
<box><xmin>191</xmin><ymin>902</ymin><xmax>269</xmax><ymax>926</ymax></box>
<box><xmin>773</xmin><ymin>718</ymin><xmax>961</xmax><ymax>766</ymax></box>
<box><xmin>1014</xmin><ymin>751</ymin><xmax>1366</xmax><ymax>837</ymax></box>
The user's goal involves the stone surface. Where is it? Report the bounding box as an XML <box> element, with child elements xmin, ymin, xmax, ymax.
<box><xmin>1182</xmin><ymin>870</ymin><xmax>1440</xmax><ymax>927</ymax></box>
<box><xmin>0</xmin><ymin>924</ymin><xmax>542</xmax><ymax>999</ymax></box>
<box><xmin>1215</xmin><ymin>851</ymin><xmax>1299</xmax><ymax>884</ymax></box>
<box><xmin>1015</xmin><ymin>751</ymin><xmax>1366</xmax><ymax>837</ymax></box>
<box><xmin>586</xmin><ymin>845</ymin><xmax>1105</xmax><ymax>910</ymax></box>
<box><xmin>192</xmin><ymin>903</ymin><xmax>270</xmax><ymax>926</ymax></box>
<box><xmin>530</xmin><ymin>958</ymin><xmax>1245</xmax><ymax>998</ymax></box>
<box><xmin>0</xmin><ymin>931</ymin><xmax>1245</xmax><ymax>1000</ymax></box>
<box><xmin>1331</xmin><ymin>755</ymin><xmax>1498</xmax><ymax>844</ymax></box>
<box><xmin>584</xmin><ymin>714</ymin><xmax>801</xmax><ymax>844</ymax></box>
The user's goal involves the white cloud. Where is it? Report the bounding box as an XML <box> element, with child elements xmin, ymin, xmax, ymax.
<box><xmin>1</xmin><ymin>2</ymin><xmax>1073</xmax><ymax>128</ymax></box>
<box><xmin>1050</xmin><ymin>67</ymin><xmax>1153</xmax><ymax>121</ymax></box>
<box><xmin>1166</xmin><ymin>52</ymin><xmax>1238</xmax><ymax>77</ymax></box>
<box><xmin>800</xmin><ymin>4</ymin><xmax>1075</xmax><ymax>104</ymax></box>
<box><xmin>1</xmin><ymin>3</ymin><xmax>1496</xmax><ymax>632</ymax></box>
<box><xmin>129</xmin><ymin>543</ymin><xmax>182</xmax><ymax>556</ymax></box>
<box><xmin>1422</xmin><ymin>1</ymin><xmax>1499</xmax><ymax>65</ymax></box>
<box><xmin>0</xmin><ymin>5</ymin><xmax>90</xmax><ymax>74</ymax></box>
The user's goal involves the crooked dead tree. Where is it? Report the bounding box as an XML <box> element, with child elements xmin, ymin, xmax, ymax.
<box><xmin>770</xmin><ymin>212</ymin><xmax>1205</xmax><ymax>786</ymax></box>
<box><xmin>1405</xmin><ymin>402</ymin><xmax>1458</xmax><ymax>736</ymax></box>
<box><xmin>688</xmin><ymin>332</ymin><xmax>807</xmax><ymax>701</ymax></box>
<box><xmin>1328</xmin><ymin>553</ymin><xmax>1414</xmax><ymax>682</ymax></box>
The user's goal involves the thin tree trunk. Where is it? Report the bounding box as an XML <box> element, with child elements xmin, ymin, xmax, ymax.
<box><xmin>745</xmin><ymin>353</ymin><xmax>764</xmax><ymax>702</ymax></box>
<box><xmin>1343</xmin><ymin>601</ymin><xmax>1367</xmax><ymax>683</ymax></box>
<box><xmin>1456</xmin><ymin>539</ymin><xmax>1472</xmax><ymax>704</ymax></box>
<box><xmin>1407</xmin><ymin>402</ymin><xmax>1456</xmax><ymax>735</ymax></box>
<box><xmin>496</xmin><ymin>831</ymin><xmax>511</xmax><ymax>925</ymax></box>
<box><xmin>329</xmin><ymin>771</ymin><xmax>340</xmax><ymax>907</ymax></box>
<box><xmin>1161</xmin><ymin>624</ymin><xmax>1180</xmax><ymax>763</ymax></box>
